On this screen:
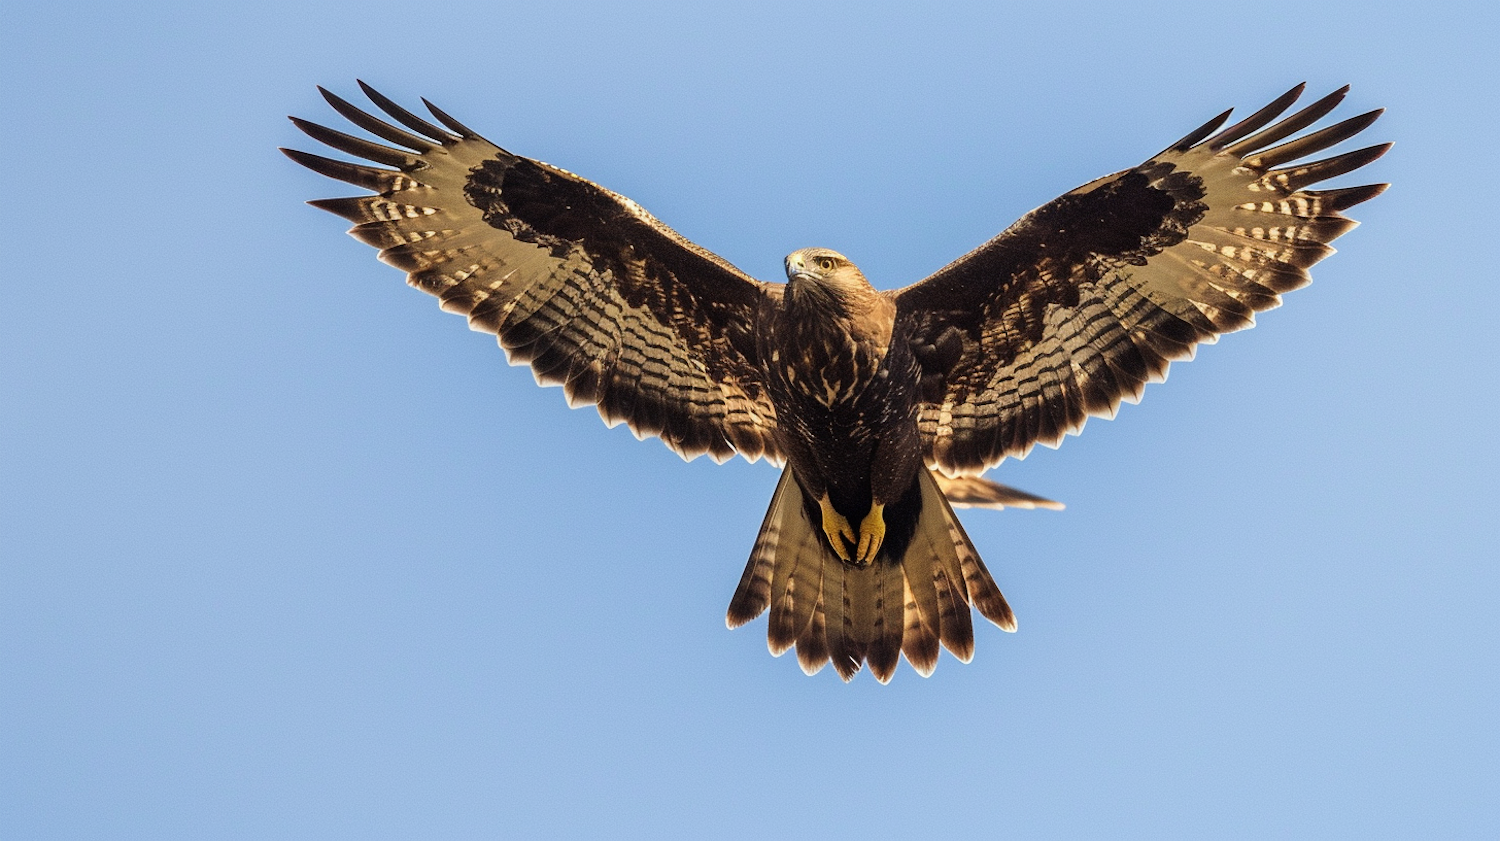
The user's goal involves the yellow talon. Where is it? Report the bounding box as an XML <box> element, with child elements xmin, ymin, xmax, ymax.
<box><xmin>818</xmin><ymin>494</ymin><xmax>855</xmax><ymax>562</ymax></box>
<box><xmin>855</xmin><ymin>502</ymin><xmax>886</xmax><ymax>564</ymax></box>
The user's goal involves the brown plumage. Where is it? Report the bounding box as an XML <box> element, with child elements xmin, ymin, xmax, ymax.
<box><xmin>285</xmin><ymin>82</ymin><xmax>1387</xmax><ymax>682</ymax></box>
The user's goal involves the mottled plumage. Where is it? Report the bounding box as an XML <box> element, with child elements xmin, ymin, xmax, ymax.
<box><xmin>285</xmin><ymin>82</ymin><xmax>1386</xmax><ymax>682</ymax></box>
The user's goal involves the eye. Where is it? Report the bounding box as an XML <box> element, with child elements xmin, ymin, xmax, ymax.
<box><xmin>816</xmin><ymin>256</ymin><xmax>836</xmax><ymax>270</ymax></box>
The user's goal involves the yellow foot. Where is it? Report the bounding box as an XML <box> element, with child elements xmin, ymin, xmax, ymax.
<box><xmin>856</xmin><ymin>502</ymin><xmax>886</xmax><ymax>564</ymax></box>
<box><xmin>818</xmin><ymin>494</ymin><xmax>855</xmax><ymax>562</ymax></box>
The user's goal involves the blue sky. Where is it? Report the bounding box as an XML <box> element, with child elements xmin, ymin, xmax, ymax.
<box><xmin>5</xmin><ymin>1</ymin><xmax>1497</xmax><ymax>837</ymax></box>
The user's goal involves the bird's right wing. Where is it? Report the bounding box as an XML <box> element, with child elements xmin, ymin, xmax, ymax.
<box><xmin>284</xmin><ymin>83</ymin><xmax>781</xmax><ymax>464</ymax></box>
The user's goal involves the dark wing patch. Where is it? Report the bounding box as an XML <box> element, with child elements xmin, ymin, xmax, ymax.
<box><xmin>284</xmin><ymin>83</ymin><xmax>780</xmax><ymax>464</ymax></box>
<box><xmin>896</xmin><ymin>85</ymin><xmax>1388</xmax><ymax>475</ymax></box>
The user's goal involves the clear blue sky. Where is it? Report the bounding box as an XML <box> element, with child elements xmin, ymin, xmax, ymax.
<box><xmin>5</xmin><ymin>1</ymin><xmax>1497</xmax><ymax>837</ymax></box>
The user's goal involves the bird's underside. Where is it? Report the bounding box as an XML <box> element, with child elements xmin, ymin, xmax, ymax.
<box><xmin>285</xmin><ymin>82</ymin><xmax>1387</xmax><ymax>682</ymax></box>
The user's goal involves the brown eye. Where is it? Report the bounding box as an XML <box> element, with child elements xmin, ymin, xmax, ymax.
<box><xmin>817</xmin><ymin>257</ymin><xmax>835</xmax><ymax>270</ymax></box>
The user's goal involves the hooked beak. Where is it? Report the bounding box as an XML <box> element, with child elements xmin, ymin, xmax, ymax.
<box><xmin>785</xmin><ymin>253</ymin><xmax>812</xmax><ymax>283</ymax></box>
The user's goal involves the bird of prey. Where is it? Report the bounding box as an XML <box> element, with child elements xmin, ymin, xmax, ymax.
<box><xmin>284</xmin><ymin>83</ymin><xmax>1387</xmax><ymax>682</ymax></box>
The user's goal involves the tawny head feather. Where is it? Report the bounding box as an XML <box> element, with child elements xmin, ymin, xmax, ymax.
<box><xmin>784</xmin><ymin>248</ymin><xmax>872</xmax><ymax>300</ymax></box>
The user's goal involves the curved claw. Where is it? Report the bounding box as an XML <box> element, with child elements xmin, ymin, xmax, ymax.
<box><xmin>818</xmin><ymin>494</ymin><xmax>854</xmax><ymax>562</ymax></box>
<box><xmin>855</xmin><ymin>502</ymin><xmax>886</xmax><ymax>564</ymax></box>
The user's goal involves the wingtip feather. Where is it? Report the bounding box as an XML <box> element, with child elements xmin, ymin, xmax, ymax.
<box><xmin>288</xmin><ymin>116</ymin><xmax>415</xmax><ymax>168</ymax></box>
<box><xmin>1167</xmin><ymin>107</ymin><xmax>1233</xmax><ymax>153</ymax></box>
<box><xmin>1206</xmin><ymin>83</ymin><xmax>1306</xmax><ymax>151</ymax></box>
<box><xmin>1309</xmin><ymin>182</ymin><xmax>1389</xmax><ymax>211</ymax></box>
<box><xmin>1246</xmin><ymin>108</ymin><xmax>1386</xmax><ymax>169</ymax></box>
<box><xmin>423</xmin><ymin>97</ymin><xmax>482</xmax><ymax>139</ymax></box>
<box><xmin>355</xmin><ymin>80</ymin><xmax>462</xmax><ymax>142</ymax></box>
<box><xmin>1222</xmin><ymin>86</ymin><xmax>1353</xmax><ymax>159</ymax></box>
<box><xmin>316</xmin><ymin>85</ymin><xmax>437</xmax><ymax>152</ymax></box>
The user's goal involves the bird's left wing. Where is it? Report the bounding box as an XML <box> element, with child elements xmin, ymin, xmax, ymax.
<box><xmin>283</xmin><ymin>83</ymin><xmax>781</xmax><ymax>464</ymax></box>
<box><xmin>896</xmin><ymin>85</ymin><xmax>1388</xmax><ymax>476</ymax></box>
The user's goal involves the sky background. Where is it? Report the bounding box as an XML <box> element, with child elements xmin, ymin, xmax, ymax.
<box><xmin>5</xmin><ymin>1</ymin><xmax>1497</xmax><ymax>838</ymax></box>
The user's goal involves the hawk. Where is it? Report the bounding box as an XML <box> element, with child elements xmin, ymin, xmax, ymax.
<box><xmin>284</xmin><ymin>83</ymin><xmax>1387</xmax><ymax>682</ymax></box>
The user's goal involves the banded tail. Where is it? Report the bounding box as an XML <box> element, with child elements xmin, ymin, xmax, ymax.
<box><xmin>727</xmin><ymin>468</ymin><xmax>1016</xmax><ymax>682</ymax></box>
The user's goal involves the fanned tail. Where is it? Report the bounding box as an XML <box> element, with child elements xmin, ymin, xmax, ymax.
<box><xmin>726</xmin><ymin>467</ymin><xmax>1015</xmax><ymax>682</ymax></box>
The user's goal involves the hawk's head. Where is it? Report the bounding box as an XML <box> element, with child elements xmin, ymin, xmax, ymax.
<box><xmin>784</xmin><ymin>248</ymin><xmax>873</xmax><ymax>304</ymax></box>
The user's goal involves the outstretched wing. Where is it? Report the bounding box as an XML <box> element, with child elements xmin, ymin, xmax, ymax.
<box><xmin>283</xmin><ymin>83</ymin><xmax>781</xmax><ymax>464</ymax></box>
<box><xmin>897</xmin><ymin>85</ymin><xmax>1389</xmax><ymax>476</ymax></box>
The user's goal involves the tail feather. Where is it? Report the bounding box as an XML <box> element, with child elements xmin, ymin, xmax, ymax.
<box><xmin>866</xmin><ymin>561</ymin><xmax>905</xmax><ymax>683</ymax></box>
<box><xmin>960</xmin><ymin>551</ymin><xmax>1015</xmax><ymax>631</ymax></box>
<box><xmin>825</xmin><ymin>568</ymin><xmax>858</xmax><ymax>680</ymax></box>
<box><xmin>898</xmin><ymin>508</ymin><xmax>944</xmax><ymax>677</ymax></box>
<box><xmin>795</xmin><ymin>597</ymin><xmax>830</xmax><ymax>675</ymax></box>
<box><xmin>933</xmin><ymin>562</ymin><xmax>975</xmax><ymax>662</ymax></box>
<box><xmin>843</xmin><ymin>565</ymin><xmax>874</xmax><ymax>676</ymax></box>
<box><xmin>725</xmin><ymin>471</ymin><xmax>789</xmax><ymax>628</ymax></box>
<box><xmin>907</xmin><ymin>468</ymin><xmax>980</xmax><ymax>660</ymax></box>
<box><xmin>726</xmin><ymin>467</ymin><xmax>1015</xmax><ymax>681</ymax></box>
<box><xmin>940</xmin><ymin>488</ymin><xmax>1018</xmax><ymax>632</ymax></box>
<box><xmin>767</xmin><ymin>495</ymin><xmax>825</xmax><ymax>655</ymax></box>
<box><xmin>899</xmin><ymin>573</ymin><xmax>941</xmax><ymax>677</ymax></box>
<box><xmin>930</xmin><ymin>471</ymin><xmax>1064</xmax><ymax>511</ymax></box>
